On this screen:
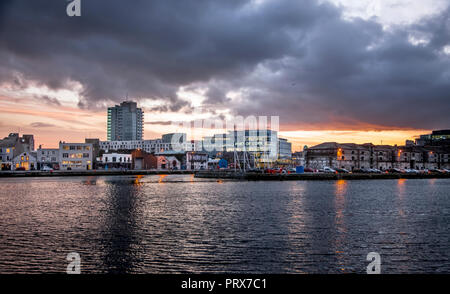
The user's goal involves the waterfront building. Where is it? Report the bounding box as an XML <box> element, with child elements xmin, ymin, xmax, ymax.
<box><xmin>278</xmin><ymin>138</ymin><xmax>292</xmax><ymax>159</ymax></box>
<box><xmin>200</xmin><ymin>129</ymin><xmax>293</xmax><ymax>168</ymax></box>
<box><xmin>107</xmin><ymin>101</ymin><xmax>144</xmax><ymax>141</ymax></box>
<box><xmin>306</xmin><ymin>142</ymin><xmax>399</xmax><ymax>171</ymax></box>
<box><xmin>98</xmin><ymin>153</ymin><xmax>132</xmax><ymax>169</ymax></box>
<box><xmin>183</xmin><ymin>140</ymin><xmax>204</xmax><ymax>152</ymax></box>
<box><xmin>59</xmin><ymin>142</ymin><xmax>93</xmax><ymax>170</ymax></box>
<box><xmin>165</xmin><ymin>156</ymin><xmax>181</xmax><ymax>170</ymax></box>
<box><xmin>37</xmin><ymin>147</ymin><xmax>59</xmax><ymax>170</ymax></box>
<box><xmin>100</xmin><ymin>138</ymin><xmax>175</xmax><ymax>153</ymax></box>
<box><xmin>201</xmin><ymin>134</ymin><xmax>227</xmax><ymax>156</ymax></box>
<box><xmin>85</xmin><ymin>138</ymin><xmax>101</xmax><ymax>168</ymax></box>
<box><xmin>306</xmin><ymin>142</ymin><xmax>450</xmax><ymax>171</ymax></box>
<box><xmin>0</xmin><ymin>133</ymin><xmax>35</xmax><ymax>170</ymax></box>
<box><xmin>185</xmin><ymin>151</ymin><xmax>208</xmax><ymax>170</ymax></box>
<box><xmin>202</xmin><ymin>130</ymin><xmax>284</xmax><ymax>165</ymax></box>
<box><xmin>156</xmin><ymin>155</ymin><xmax>181</xmax><ymax>170</ymax></box>
<box><xmin>131</xmin><ymin>149</ymin><xmax>157</xmax><ymax>170</ymax></box>
<box><xmin>11</xmin><ymin>151</ymin><xmax>37</xmax><ymax>170</ymax></box>
<box><xmin>415</xmin><ymin>130</ymin><xmax>450</xmax><ymax>146</ymax></box>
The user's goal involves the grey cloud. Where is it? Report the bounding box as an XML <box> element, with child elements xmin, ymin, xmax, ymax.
<box><xmin>35</xmin><ymin>95</ymin><xmax>61</xmax><ymax>107</ymax></box>
<box><xmin>30</xmin><ymin>122</ymin><xmax>56</xmax><ymax>128</ymax></box>
<box><xmin>0</xmin><ymin>0</ymin><xmax>449</xmax><ymax>130</ymax></box>
<box><xmin>145</xmin><ymin>121</ymin><xmax>173</xmax><ymax>126</ymax></box>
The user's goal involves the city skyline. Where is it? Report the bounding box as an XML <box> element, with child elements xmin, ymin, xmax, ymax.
<box><xmin>0</xmin><ymin>0</ymin><xmax>449</xmax><ymax>150</ymax></box>
<box><xmin>0</xmin><ymin>98</ymin><xmax>433</xmax><ymax>151</ymax></box>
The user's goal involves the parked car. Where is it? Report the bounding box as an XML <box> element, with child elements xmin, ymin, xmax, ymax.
<box><xmin>388</xmin><ymin>168</ymin><xmax>404</xmax><ymax>173</ymax></box>
<box><xmin>304</xmin><ymin>167</ymin><xmax>315</xmax><ymax>173</ymax></box>
<box><xmin>334</xmin><ymin>168</ymin><xmax>349</xmax><ymax>173</ymax></box>
<box><xmin>287</xmin><ymin>168</ymin><xmax>297</xmax><ymax>174</ymax></box>
<box><xmin>15</xmin><ymin>167</ymin><xmax>26</xmax><ymax>171</ymax></box>
<box><xmin>264</xmin><ymin>168</ymin><xmax>277</xmax><ymax>174</ymax></box>
<box><xmin>323</xmin><ymin>167</ymin><xmax>336</xmax><ymax>173</ymax></box>
<box><xmin>41</xmin><ymin>166</ymin><xmax>53</xmax><ymax>171</ymax></box>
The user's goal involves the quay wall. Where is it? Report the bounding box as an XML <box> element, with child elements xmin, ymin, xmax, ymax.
<box><xmin>194</xmin><ymin>171</ymin><xmax>450</xmax><ymax>181</ymax></box>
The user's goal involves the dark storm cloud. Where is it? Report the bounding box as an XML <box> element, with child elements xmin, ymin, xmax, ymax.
<box><xmin>0</xmin><ymin>0</ymin><xmax>449</xmax><ymax>129</ymax></box>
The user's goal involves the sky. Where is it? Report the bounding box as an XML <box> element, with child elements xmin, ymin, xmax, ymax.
<box><xmin>0</xmin><ymin>0</ymin><xmax>449</xmax><ymax>151</ymax></box>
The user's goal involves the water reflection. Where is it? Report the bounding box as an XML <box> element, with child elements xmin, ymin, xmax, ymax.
<box><xmin>1</xmin><ymin>176</ymin><xmax>450</xmax><ymax>273</ymax></box>
<box><xmin>397</xmin><ymin>179</ymin><xmax>406</xmax><ymax>218</ymax></box>
<box><xmin>133</xmin><ymin>175</ymin><xmax>144</xmax><ymax>186</ymax></box>
<box><xmin>158</xmin><ymin>174</ymin><xmax>167</xmax><ymax>183</ymax></box>
<box><xmin>100</xmin><ymin>179</ymin><xmax>142</xmax><ymax>273</ymax></box>
<box><xmin>334</xmin><ymin>180</ymin><xmax>347</xmax><ymax>272</ymax></box>
<box><xmin>82</xmin><ymin>176</ymin><xmax>98</xmax><ymax>185</ymax></box>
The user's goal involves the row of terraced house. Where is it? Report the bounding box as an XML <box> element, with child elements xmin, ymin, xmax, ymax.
<box><xmin>305</xmin><ymin>130</ymin><xmax>450</xmax><ymax>171</ymax></box>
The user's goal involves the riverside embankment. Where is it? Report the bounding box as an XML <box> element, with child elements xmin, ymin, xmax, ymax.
<box><xmin>2</xmin><ymin>169</ymin><xmax>450</xmax><ymax>180</ymax></box>
<box><xmin>194</xmin><ymin>170</ymin><xmax>450</xmax><ymax>181</ymax></box>
<box><xmin>0</xmin><ymin>170</ymin><xmax>193</xmax><ymax>178</ymax></box>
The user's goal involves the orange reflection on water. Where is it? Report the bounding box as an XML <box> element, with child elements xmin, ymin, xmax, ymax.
<box><xmin>82</xmin><ymin>176</ymin><xmax>97</xmax><ymax>185</ymax></box>
<box><xmin>334</xmin><ymin>180</ymin><xmax>347</xmax><ymax>230</ymax></box>
<box><xmin>158</xmin><ymin>174</ymin><xmax>167</xmax><ymax>183</ymax></box>
<box><xmin>334</xmin><ymin>179</ymin><xmax>347</xmax><ymax>271</ymax></box>
<box><xmin>397</xmin><ymin>179</ymin><xmax>406</xmax><ymax>217</ymax></box>
<box><xmin>217</xmin><ymin>180</ymin><xmax>224</xmax><ymax>184</ymax></box>
<box><xmin>134</xmin><ymin>175</ymin><xmax>144</xmax><ymax>186</ymax></box>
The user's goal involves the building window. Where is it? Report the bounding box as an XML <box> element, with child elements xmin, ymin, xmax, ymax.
<box><xmin>70</xmin><ymin>146</ymin><xmax>75</xmax><ymax>150</ymax></box>
<box><xmin>63</xmin><ymin>145</ymin><xmax>69</xmax><ymax>150</ymax></box>
<box><xmin>63</xmin><ymin>153</ymin><xmax>69</xmax><ymax>158</ymax></box>
<box><xmin>83</xmin><ymin>153</ymin><xmax>89</xmax><ymax>158</ymax></box>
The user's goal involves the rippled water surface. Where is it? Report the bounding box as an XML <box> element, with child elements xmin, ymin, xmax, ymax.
<box><xmin>0</xmin><ymin>175</ymin><xmax>449</xmax><ymax>273</ymax></box>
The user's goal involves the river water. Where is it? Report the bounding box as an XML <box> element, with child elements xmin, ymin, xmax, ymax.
<box><xmin>0</xmin><ymin>175</ymin><xmax>449</xmax><ymax>273</ymax></box>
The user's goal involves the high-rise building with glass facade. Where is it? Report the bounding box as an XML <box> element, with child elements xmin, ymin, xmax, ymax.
<box><xmin>107</xmin><ymin>101</ymin><xmax>144</xmax><ymax>141</ymax></box>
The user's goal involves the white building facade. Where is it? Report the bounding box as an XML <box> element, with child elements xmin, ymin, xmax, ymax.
<box><xmin>59</xmin><ymin>142</ymin><xmax>93</xmax><ymax>170</ymax></box>
<box><xmin>12</xmin><ymin>152</ymin><xmax>37</xmax><ymax>170</ymax></box>
<box><xmin>37</xmin><ymin>148</ymin><xmax>59</xmax><ymax>170</ymax></box>
<box><xmin>100</xmin><ymin>139</ymin><xmax>173</xmax><ymax>153</ymax></box>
